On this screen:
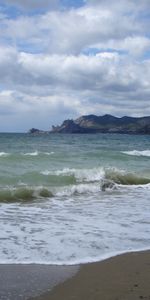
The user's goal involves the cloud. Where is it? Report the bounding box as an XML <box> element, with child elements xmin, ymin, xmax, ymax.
<box><xmin>0</xmin><ymin>0</ymin><xmax>150</xmax><ymax>131</ymax></box>
<box><xmin>0</xmin><ymin>2</ymin><xmax>146</xmax><ymax>55</ymax></box>
<box><xmin>0</xmin><ymin>89</ymin><xmax>82</xmax><ymax>131</ymax></box>
<box><xmin>1</xmin><ymin>48</ymin><xmax>149</xmax><ymax>97</ymax></box>
<box><xmin>0</xmin><ymin>45</ymin><xmax>150</xmax><ymax>131</ymax></box>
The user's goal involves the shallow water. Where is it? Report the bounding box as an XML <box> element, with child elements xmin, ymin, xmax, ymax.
<box><xmin>0</xmin><ymin>264</ymin><xmax>78</xmax><ymax>300</ymax></box>
<box><xmin>0</xmin><ymin>133</ymin><xmax>150</xmax><ymax>264</ymax></box>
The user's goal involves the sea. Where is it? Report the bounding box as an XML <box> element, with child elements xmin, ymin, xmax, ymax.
<box><xmin>0</xmin><ymin>133</ymin><xmax>150</xmax><ymax>265</ymax></box>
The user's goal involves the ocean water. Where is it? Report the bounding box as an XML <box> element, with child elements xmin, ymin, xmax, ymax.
<box><xmin>0</xmin><ymin>133</ymin><xmax>150</xmax><ymax>265</ymax></box>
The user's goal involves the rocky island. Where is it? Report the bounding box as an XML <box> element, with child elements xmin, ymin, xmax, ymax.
<box><xmin>29</xmin><ymin>114</ymin><xmax>150</xmax><ymax>134</ymax></box>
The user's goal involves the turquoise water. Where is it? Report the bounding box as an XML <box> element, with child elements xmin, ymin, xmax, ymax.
<box><xmin>0</xmin><ymin>133</ymin><xmax>150</xmax><ymax>264</ymax></box>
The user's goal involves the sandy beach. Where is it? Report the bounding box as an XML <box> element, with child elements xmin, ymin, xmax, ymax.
<box><xmin>30</xmin><ymin>250</ymin><xmax>150</xmax><ymax>300</ymax></box>
<box><xmin>0</xmin><ymin>250</ymin><xmax>149</xmax><ymax>300</ymax></box>
<box><xmin>0</xmin><ymin>264</ymin><xmax>78</xmax><ymax>300</ymax></box>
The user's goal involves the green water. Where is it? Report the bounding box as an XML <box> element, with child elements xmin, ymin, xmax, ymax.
<box><xmin>0</xmin><ymin>133</ymin><xmax>150</xmax><ymax>201</ymax></box>
<box><xmin>0</xmin><ymin>133</ymin><xmax>150</xmax><ymax>264</ymax></box>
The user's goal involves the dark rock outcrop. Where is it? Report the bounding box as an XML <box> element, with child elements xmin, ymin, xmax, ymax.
<box><xmin>52</xmin><ymin>120</ymin><xmax>83</xmax><ymax>133</ymax></box>
<box><xmin>28</xmin><ymin>128</ymin><xmax>49</xmax><ymax>135</ymax></box>
<box><xmin>50</xmin><ymin>114</ymin><xmax>150</xmax><ymax>134</ymax></box>
<box><xmin>28</xmin><ymin>114</ymin><xmax>150</xmax><ymax>134</ymax></box>
<box><xmin>28</xmin><ymin>128</ymin><xmax>41</xmax><ymax>134</ymax></box>
<box><xmin>52</xmin><ymin>119</ymin><xmax>96</xmax><ymax>133</ymax></box>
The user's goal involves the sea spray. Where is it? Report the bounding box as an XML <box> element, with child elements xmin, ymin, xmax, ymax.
<box><xmin>122</xmin><ymin>150</ymin><xmax>150</xmax><ymax>157</ymax></box>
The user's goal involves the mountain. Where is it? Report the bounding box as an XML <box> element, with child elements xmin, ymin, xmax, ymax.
<box><xmin>29</xmin><ymin>114</ymin><xmax>150</xmax><ymax>134</ymax></box>
<box><xmin>51</xmin><ymin>114</ymin><xmax>150</xmax><ymax>134</ymax></box>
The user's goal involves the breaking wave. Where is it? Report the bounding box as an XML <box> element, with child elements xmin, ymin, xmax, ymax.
<box><xmin>41</xmin><ymin>167</ymin><xmax>150</xmax><ymax>194</ymax></box>
<box><xmin>105</xmin><ymin>169</ymin><xmax>150</xmax><ymax>185</ymax></box>
<box><xmin>56</xmin><ymin>183</ymin><xmax>100</xmax><ymax>197</ymax></box>
<box><xmin>100</xmin><ymin>169</ymin><xmax>150</xmax><ymax>191</ymax></box>
<box><xmin>122</xmin><ymin>150</ymin><xmax>150</xmax><ymax>157</ymax></box>
<box><xmin>0</xmin><ymin>168</ymin><xmax>150</xmax><ymax>202</ymax></box>
<box><xmin>0</xmin><ymin>187</ymin><xmax>53</xmax><ymax>203</ymax></box>
<box><xmin>41</xmin><ymin>167</ymin><xmax>105</xmax><ymax>183</ymax></box>
<box><xmin>42</xmin><ymin>167</ymin><xmax>150</xmax><ymax>186</ymax></box>
<box><xmin>23</xmin><ymin>151</ymin><xmax>54</xmax><ymax>156</ymax></box>
<box><xmin>0</xmin><ymin>151</ymin><xmax>54</xmax><ymax>158</ymax></box>
<box><xmin>23</xmin><ymin>151</ymin><xmax>39</xmax><ymax>156</ymax></box>
<box><xmin>0</xmin><ymin>152</ymin><xmax>10</xmax><ymax>157</ymax></box>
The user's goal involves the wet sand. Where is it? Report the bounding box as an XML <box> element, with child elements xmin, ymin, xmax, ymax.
<box><xmin>0</xmin><ymin>264</ymin><xmax>78</xmax><ymax>300</ymax></box>
<box><xmin>30</xmin><ymin>250</ymin><xmax>150</xmax><ymax>300</ymax></box>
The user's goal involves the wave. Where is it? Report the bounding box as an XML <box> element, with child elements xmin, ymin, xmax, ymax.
<box><xmin>1</xmin><ymin>247</ymin><xmax>150</xmax><ymax>265</ymax></box>
<box><xmin>0</xmin><ymin>151</ymin><xmax>54</xmax><ymax>158</ymax></box>
<box><xmin>0</xmin><ymin>183</ymin><xmax>101</xmax><ymax>202</ymax></box>
<box><xmin>122</xmin><ymin>150</ymin><xmax>150</xmax><ymax>157</ymax></box>
<box><xmin>23</xmin><ymin>151</ymin><xmax>54</xmax><ymax>156</ymax></box>
<box><xmin>0</xmin><ymin>187</ymin><xmax>53</xmax><ymax>203</ymax></box>
<box><xmin>23</xmin><ymin>151</ymin><xmax>39</xmax><ymax>156</ymax></box>
<box><xmin>0</xmin><ymin>152</ymin><xmax>10</xmax><ymax>157</ymax></box>
<box><xmin>41</xmin><ymin>167</ymin><xmax>150</xmax><ymax>194</ymax></box>
<box><xmin>42</xmin><ymin>167</ymin><xmax>150</xmax><ymax>186</ymax></box>
<box><xmin>0</xmin><ymin>168</ymin><xmax>150</xmax><ymax>202</ymax></box>
<box><xmin>100</xmin><ymin>169</ymin><xmax>150</xmax><ymax>191</ymax></box>
<box><xmin>56</xmin><ymin>183</ymin><xmax>100</xmax><ymax>197</ymax></box>
<box><xmin>41</xmin><ymin>167</ymin><xmax>105</xmax><ymax>183</ymax></box>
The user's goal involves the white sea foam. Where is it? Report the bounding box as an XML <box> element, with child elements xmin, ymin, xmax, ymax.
<box><xmin>23</xmin><ymin>151</ymin><xmax>54</xmax><ymax>156</ymax></box>
<box><xmin>41</xmin><ymin>167</ymin><xmax>105</xmax><ymax>182</ymax></box>
<box><xmin>44</xmin><ymin>152</ymin><xmax>54</xmax><ymax>155</ymax></box>
<box><xmin>41</xmin><ymin>167</ymin><xmax>150</xmax><ymax>192</ymax></box>
<box><xmin>56</xmin><ymin>183</ymin><xmax>100</xmax><ymax>196</ymax></box>
<box><xmin>55</xmin><ymin>182</ymin><xmax>150</xmax><ymax>197</ymax></box>
<box><xmin>122</xmin><ymin>150</ymin><xmax>150</xmax><ymax>157</ymax></box>
<box><xmin>0</xmin><ymin>184</ymin><xmax>150</xmax><ymax>265</ymax></box>
<box><xmin>0</xmin><ymin>152</ymin><xmax>10</xmax><ymax>157</ymax></box>
<box><xmin>0</xmin><ymin>134</ymin><xmax>150</xmax><ymax>265</ymax></box>
<box><xmin>0</xmin><ymin>151</ymin><xmax>54</xmax><ymax>158</ymax></box>
<box><xmin>1</xmin><ymin>248</ymin><xmax>150</xmax><ymax>266</ymax></box>
<box><xmin>41</xmin><ymin>170</ymin><xmax>52</xmax><ymax>175</ymax></box>
<box><xmin>24</xmin><ymin>151</ymin><xmax>39</xmax><ymax>156</ymax></box>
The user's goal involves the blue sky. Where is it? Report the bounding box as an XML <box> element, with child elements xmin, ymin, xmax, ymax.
<box><xmin>0</xmin><ymin>0</ymin><xmax>150</xmax><ymax>131</ymax></box>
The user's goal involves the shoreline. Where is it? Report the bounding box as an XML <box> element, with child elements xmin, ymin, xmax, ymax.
<box><xmin>30</xmin><ymin>250</ymin><xmax>150</xmax><ymax>300</ymax></box>
<box><xmin>0</xmin><ymin>250</ymin><xmax>150</xmax><ymax>300</ymax></box>
<box><xmin>0</xmin><ymin>264</ymin><xmax>78</xmax><ymax>300</ymax></box>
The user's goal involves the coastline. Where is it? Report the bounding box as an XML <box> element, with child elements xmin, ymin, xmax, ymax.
<box><xmin>1</xmin><ymin>250</ymin><xmax>149</xmax><ymax>300</ymax></box>
<box><xmin>0</xmin><ymin>264</ymin><xmax>78</xmax><ymax>300</ymax></box>
<box><xmin>29</xmin><ymin>250</ymin><xmax>150</xmax><ymax>300</ymax></box>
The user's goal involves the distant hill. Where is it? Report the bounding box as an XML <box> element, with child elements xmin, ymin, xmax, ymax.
<box><xmin>51</xmin><ymin>114</ymin><xmax>150</xmax><ymax>134</ymax></box>
<box><xmin>29</xmin><ymin>114</ymin><xmax>150</xmax><ymax>134</ymax></box>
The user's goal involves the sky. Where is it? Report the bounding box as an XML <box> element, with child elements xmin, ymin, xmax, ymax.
<box><xmin>0</xmin><ymin>0</ymin><xmax>150</xmax><ymax>132</ymax></box>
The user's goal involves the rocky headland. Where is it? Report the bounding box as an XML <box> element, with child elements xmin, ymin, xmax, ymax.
<box><xmin>29</xmin><ymin>114</ymin><xmax>150</xmax><ymax>134</ymax></box>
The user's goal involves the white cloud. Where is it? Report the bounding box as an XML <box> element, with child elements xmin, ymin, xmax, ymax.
<box><xmin>0</xmin><ymin>89</ymin><xmax>82</xmax><ymax>131</ymax></box>
<box><xmin>95</xmin><ymin>36</ymin><xmax>150</xmax><ymax>57</ymax></box>
<box><xmin>0</xmin><ymin>0</ymin><xmax>150</xmax><ymax>131</ymax></box>
<box><xmin>123</xmin><ymin>36</ymin><xmax>150</xmax><ymax>57</ymax></box>
<box><xmin>1</xmin><ymin>49</ymin><xmax>149</xmax><ymax>96</ymax></box>
<box><xmin>0</xmin><ymin>45</ymin><xmax>150</xmax><ymax>131</ymax></box>
<box><xmin>0</xmin><ymin>3</ymin><xmax>145</xmax><ymax>55</ymax></box>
